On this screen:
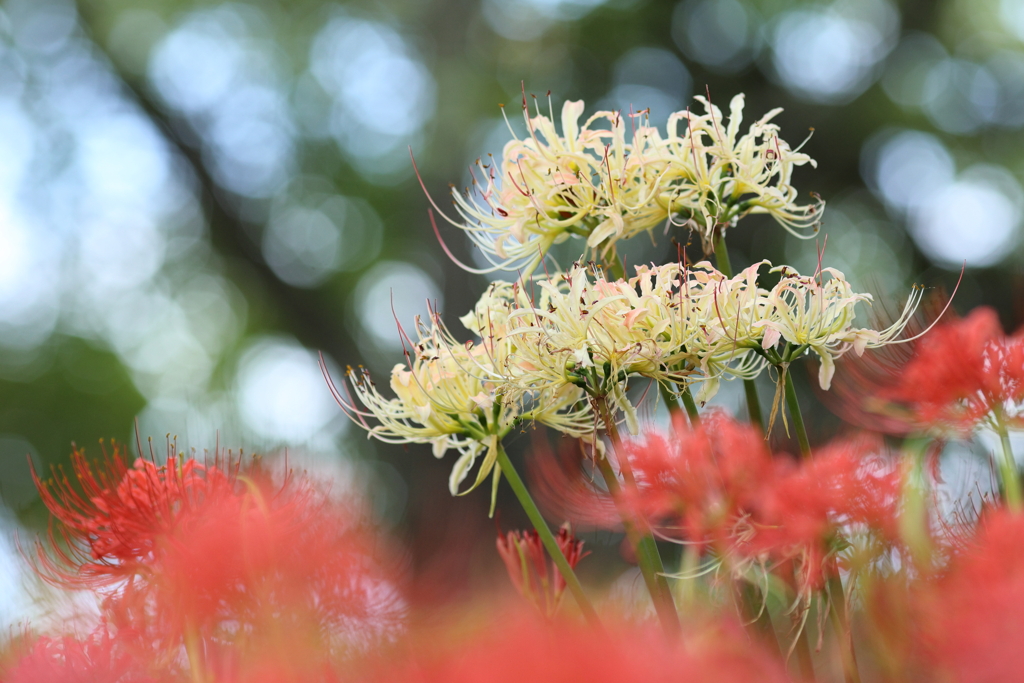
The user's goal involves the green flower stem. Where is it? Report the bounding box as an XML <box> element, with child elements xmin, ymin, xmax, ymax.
<box><xmin>737</xmin><ymin>580</ymin><xmax>782</xmax><ymax>658</ymax></box>
<box><xmin>680</xmin><ymin>385</ymin><xmax>702</xmax><ymax>427</ymax></box>
<box><xmin>995</xmin><ymin>416</ymin><xmax>1022</xmax><ymax>511</ymax></box>
<box><xmin>495</xmin><ymin>446</ymin><xmax>602</xmax><ymax>627</ymax></box>
<box><xmin>593</xmin><ymin>454</ymin><xmax>681</xmax><ymax>636</ymax></box>
<box><xmin>828</xmin><ymin>574</ymin><xmax>862</xmax><ymax>683</ymax></box>
<box><xmin>783</xmin><ymin>369</ymin><xmax>812</xmax><ymax>459</ymax></box>
<box><xmin>743</xmin><ymin>378</ymin><xmax>765</xmax><ymax>434</ymax></box>
<box><xmin>591</xmin><ymin>395</ymin><xmax>680</xmax><ymax>634</ymax></box>
<box><xmin>713</xmin><ymin>230</ymin><xmax>764</xmax><ymax>432</ymax></box>
<box><xmin>659</xmin><ymin>381</ymin><xmax>682</xmax><ymax>416</ymax></box>
<box><xmin>659</xmin><ymin>381</ymin><xmax>701</xmax><ymax>427</ymax></box>
<box><xmin>794</xmin><ymin>627</ymin><xmax>818</xmax><ymax>682</ymax></box>
<box><xmin>784</xmin><ymin>374</ymin><xmax>858</xmax><ymax>683</ymax></box>
<box><xmin>712</xmin><ymin>229</ymin><xmax>733</xmax><ymax>277</ymax></box>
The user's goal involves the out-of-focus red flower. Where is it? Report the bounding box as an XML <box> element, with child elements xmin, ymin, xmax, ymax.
<box><xmin>913</xmin><ymin>508</ymin><xmax>1024</xmax><ymax>683</ymax></box>
<box><xmin>615</xmin><ymin>413</ymin><xmax>903</xmax><ymax>591</ymax></box>
<box><xmin>756</xmin><ymin>436</ymin><xmax>904</xmax><ymax>589</ymax></box>
<box><xmin>527</xmin><ymin>436</ymin><xmax>621</xmax><ymax>531</ymax></box>
<box><xmin>145</xmin><ymin>472</ymin><xmax>404</xmax><ymax>644</ymax></box>
<box><xmin>32</xmin><ymin>442</ymin><xmax>237</xmax><ymax>589</ymax></box>
<box><xmin>367</xmin><ymin>608</ymin><xmax>794</xmax><ymax>683</ymax></box>
<box><xmin>496</xmin><ymin>524</ymin><xmax>588</xmax><ymax>617</ymax></box>
<box><xmin>32</xmin><ymin>444</ymin><xmax>406</xmax><ymax>677</ymax></box>
<box><xmin>1</xmin><ymin>626</ymin><xmax>163</xmax><ymax>683</ymax></box>
<box><xmin>828</xmin><ymin>307</ymin><xmax>1024</xmax><ymax>435</ymax></box>
<box><xmin>618</xmin><ymin>412</ymin><xmax>776</xmax><ymax>550</ymax></box>
<box><xmin>887</xmin><ymin>307</ymin><xmax>1024</xmax><ymax>432</ymax></box>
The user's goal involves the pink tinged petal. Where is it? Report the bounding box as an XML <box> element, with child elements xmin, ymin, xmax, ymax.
<box><xmin>510</xmin><ymin>219</ymin><xmax>527</xmax><ymax>245</ymax></box>
<box><xmin>393</xmin><ymin>365</ymin><xmax>413</xmax><ymax>386</ymax></box>
<box><xmin>762</xmin><ymin>327</ymin><xmax>782</xmax><ymax>350</ymax></box>
<box><xmin>623</xmin><ymin>308</ymin><xmax>649</xmax><ymax>328</ymax></box>
<box><xmin>471</xmin><ymin>392</ymin><xmax>494</xmax><ymax>410</ymax></box>
<box><xmin>414</xmin><ymin>403</ymin><xmax>433</xmax><ymax>422</ymax></box>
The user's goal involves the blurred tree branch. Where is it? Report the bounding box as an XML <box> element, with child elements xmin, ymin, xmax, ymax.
<box><xmin>74</xmin><ymin>1</ymin><xmax>357</xmax><ymax>364</ymax></box>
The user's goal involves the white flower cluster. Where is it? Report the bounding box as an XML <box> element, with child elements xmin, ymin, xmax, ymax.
<box><xmin>335</xmin><ymin>316</ymin><xmax>593</xmax><ymax>503</ymax></box>
<box><xmin>437</xmin><ymin>94</ymin><xmax>822</xmax><ymax>275</ymax></box>
<box><xmin>338</xmin><ymin>261</ymin><xmax>918</xmax><ymax>475</ymax></box>
<box><xmin>332</xmin><ymin>92</ymin><xmax>921</xmax><ymax>505</ymax></box>
<box><xmin>465</xmin><ymin>261</ymin><xmax>915</xmax><ymax>434</ymax></box>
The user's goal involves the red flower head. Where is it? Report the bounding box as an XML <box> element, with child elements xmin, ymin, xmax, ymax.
<box><xmin>755</xmin><ymin>436</ymin><xmax>905</xmax><ymax>590</ymax></box>
<box><xmin>615</xmin><ymin>414</ymin><xmax>904</xmax><ymax>592</ymax></box>
<box><xmin>368</xmin><ymin>608</ymin><xmax>794</xmax><ymax>683</ymax></box>
<box><xmin>32</xmin><ymin>442</ymin><xmax>405</xmax><ymax>674</ymax></box>
<box><xmin>913</xmin><ymin>508</ymin><xmax>1024</xmax><ymax>683</ymax></box>
<box><xmin>886</xmin><ymin>307</ymin><xmax>1024</xmax><ymax>433</ymax></box>
<box><xmin>496</xmin><ymin>524</ymin><xmax>588</xmax><ymax>617</ymax></box>
<box><xmin>1</xmin><ymin>626</ymin><xmax>162</xmax><ymax>683</ymax></box>
<box><xmin>829</xmin><ymin>307</ymin><xmax>1024</xmax><ymax>435</ymax></box>
<box><xmin>618</xmin><ymin>412</ymin><xmax>776</xmax><ymax>551</ymax></box>
<box><xmin>32</xmin><ymin>442</ymin><xmax>236</xmax><ymax>589</ymax></box>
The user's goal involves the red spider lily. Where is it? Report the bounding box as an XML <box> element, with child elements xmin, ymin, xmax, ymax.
<box><xmin>31</xmin><ymin>443</ymin><xmax>406</xmax><ymax>674</ymax></box>
<box><xmin>614</xmin><ymin>413</ymin><xmax>903</xmax><ymax>591</ymax></box>
<box><xmin>886</xmin><ymin>307</ymin><xmax>1024</xmax><ymax>433</ymax></box>
<box><xmin>141</xmin><ymin>475</ymin><xmax>404</xmax><ymax>644</ymax></box>
<box><xmin>496</xmin><ymin>524</ymin><xmax>589</xmax><ymax>617</ymax></box>
<box><xmin>828</xmin><ymin>307</ymin><xmax>1024</xmax><ymax>435</ymax></box>
<box><xmin>366</xmin><ymin>608</ymin><xmax>794</xmax><ymax>683</ymax></box>
<box><xmin>755</xmin><ymin>436</ymin><xmax>905</xmax><ymax>590</ymax></box>
<box><xmin>526</xmin><ymin>435</ymin><xmax>621</xmax><ymax>530</ymax></box>
<box><xmin>32</xmin><ymin>442</ymin><xmax>239</xmax><ymax>589</ymax></box>
<box><xmin>616</xmin><ymin>412</ymin><xmax>777</xmax><ymax>551</ymax></box>
<box><xmin>1</xmin><ymin>626</ymin><xmax>164</xmax><ymax>683</ymax></box>
<box><xmin>912</xmin><ymin>508</ymin><xmax>1024</xmax><ymax>683</ymax></box>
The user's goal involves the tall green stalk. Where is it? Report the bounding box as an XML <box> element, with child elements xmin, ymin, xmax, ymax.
<box><xmin>784</xmin><ymin>371</ymin><xmax>861</xmax><ymax>683</ymax></box>
<box><xmin>783</xmin><ymin>369</ymin><xmax>812</xmax><ymax>459</ymax></box>
<box><xmin>737</xmin><ymin>580</ymin><xmax>782</xmax><ymax>658</ymax></box>
<box><xmin>680</xmin><ymin>385</ymin><xmax>702</xmax><ymax>427</ymax></box>
<box><xmin>660</xmin><ymin>381</ymin><xmax>701</xmax><ymax>427</ymax></box>
<box><xmin>593</xmin><ymin>455</ymin><xmax>680</xmax><ymax>636</ymax></box>
<box><xmin>995</xmin><ymin>415</ymin><xmax>1022</xmax><ymax>511</ymax></box>
<box><xmin>495</xmin><ymin>446</ymin><xmax>602</xmax><ymax>627</ymax></box>
<box><xmin>593</xmin><ymin>397</ymin><xmax>681</xmax><ymax>635</ymax></box>
<box><xmin>828</xmin><ymin>574</ymin><xmax>862</xmax><ymax>683</ymax></box>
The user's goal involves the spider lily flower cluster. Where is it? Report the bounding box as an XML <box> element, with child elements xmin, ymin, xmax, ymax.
<box><xmin>337</xmin><ymin>257</ymin><xmax>917</xmax><ymax>484</ymax></box>
<box><xmin>616</xmin><ymin>414</ymin><xmax>906</xmax><ymax>596</ymax></box>
<box><xmin>330</xmin><ymin>315</ymin><xmax>594</xmax><ymax>506</ymax></box>
<box><xmin>15</xmin><ymin>442</ymin><xmax>404</xmax><ymax>681</ymax></box>
<box><xmin>433</xmin><ymin>94</ymin><xmax>822</xmax><ymax>275</ymax></box>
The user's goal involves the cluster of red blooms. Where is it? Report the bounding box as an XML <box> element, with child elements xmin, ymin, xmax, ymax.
<box><xmin>364</xmin><ymin>609</ymin><xmax>793</xmax><ymax>683</ymax></box>
<box><xmin>835</xmin><ymin>306</ymin><xmax>1024</xmax><ymax>435</ymax></box>
<box><xmin>864</xmin><ymin>507</ymin><xmax>1024</xmax><ymax>682</ymax></box>
<box><xmin>4</xmin><ymin>443</ymin><xmax>403</xmax><ymax>682</ymax></box>
<box><xmin>610</xmin><ymin>413</ymin><xmax>905</xmax><ymax>592</ymax></box>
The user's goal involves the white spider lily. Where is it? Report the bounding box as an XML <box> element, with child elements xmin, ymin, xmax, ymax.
<box><xmin>655</xmin><ymin>94</ymin><xmax>823</xmax><ymax>248</ymax></box>
<box><xmin>325</xmin><ymin>317</ymin><xmax>592</xmax><ymax>514</ymax></box>
<box><xmin>464</xmin><ymin>261</ymin><xmax>920</xmax><ymax>428</ymax></box>
<box><xmin>497</xmin><ymin>263</ymin><xmax>744</xmax><ymax>430</ymax></box>
<box><xmin>425</xmin><ymin>94</ymin><xmax>823</xmax><ymax>276</ymax></box>
<box><xmin>755</xmin><ymin>265</ymin><xmax>922</xmax><ymax>390</ymax></box>
<box><xmin>433</xmin><ymin>100</ymin><xmax>677</xmax><ymax>276</ymax></box>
